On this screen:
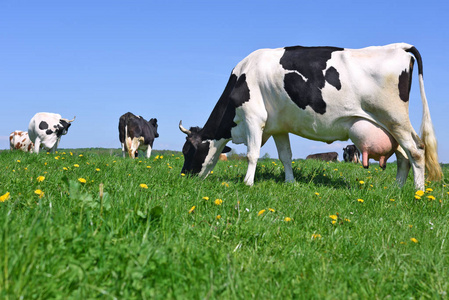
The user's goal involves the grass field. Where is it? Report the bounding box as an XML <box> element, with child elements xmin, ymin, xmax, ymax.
<box><xmin>1</xmin><ymin>148</ymin><xmax>448</xmax><ymax>299</ymax></box>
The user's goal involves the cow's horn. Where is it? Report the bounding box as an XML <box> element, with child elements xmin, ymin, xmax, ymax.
<box><xmin>179</xmin><ymin>120</ymin><xmax>191</xmax><ymax>135</ymax></box>
<box><xmin>68</xmin><ymin>116</ymin><xmax>76</xmax><ymax>123</ymax></box>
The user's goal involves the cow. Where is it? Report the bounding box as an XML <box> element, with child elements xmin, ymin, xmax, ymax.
<box><xmin>118</xmin><ymin>112</ymin><xmax>159</xmax><ymax>159</ymax></box>
<box><xmin>306</xmin><ymin>152</ymin><xmax>339</xmax><ymax>162</ymax></box>
<box><xmin>179</xmin><ymin>43</ymin><xmax>442</xmax><ymax>190</ymax></box>
<box><xmin>343</xmin><ymin>144</ymin><xmax>361</xmax><ymax>164</ymax></box>
<box><xmin>9</xmin><ymin>130</ymin><xmax>34</xmax><ymax>153</ymax></box>
<box><xmin>28</xmin><ymin>112</ymin><xmax>75</xmax><ymax>153</ymax></box>
<box><xmin>219</xmin><ymin>153</ymin><xmax>228</xmax><ymax>161</ymax></box>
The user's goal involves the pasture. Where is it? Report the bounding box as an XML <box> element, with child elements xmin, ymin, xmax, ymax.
<box><xmin>1</xmin><ymin>149</ymin><xmax>448</xmax><ymax>299</ymax></box>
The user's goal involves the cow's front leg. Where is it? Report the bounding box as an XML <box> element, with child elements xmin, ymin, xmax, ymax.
<box><xmin>273</xmin><ymin>133</ymin><xmax>294</xmax><ymax>183</ymax></box>
<box><xmin>33</xmin><ymin>137</ymin><xmax>41</xmax><ymax>154</ymax></box>
<box><xmin>145</xmin><ymin>145</ymin><xmax>152</xmax><ymax>158</ymax></box>
<box><xmin>121</xmin><ymin>143</ymin><xmax>127</xmax><ymax>158</ymax></box>
<box><xmin>395</xmin><ymin>146</ymin><xmax>410</xmax><ymax>187</ymax></box>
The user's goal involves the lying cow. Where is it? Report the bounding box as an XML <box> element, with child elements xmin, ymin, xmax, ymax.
<box><xmin>306</xmin><ymin>152</ymin><xmax>339</xmax><ymax>162</ymax></box>
<box><xmin>343</xmin><ymin>144</ymin><xmax>360</xmax><ymax>163</ymax></box>
<box><xmin>9</xmin><ymin>130</ymin><xmax>34</xmax><ymax>153</ymax></box>
<box><xmin>179</xmin><ymin>43</ymin><xmax>442</xmax><ymax>190</ymax></box>
<box><xmin>118</xmin><ymin>112</ymin><xmax>159</xmax><ymax>159</ymax></box>
<box><xmin>28</xmin><ymin>112</ymin><xmax>75</xmax><ymax>153</ymax></box>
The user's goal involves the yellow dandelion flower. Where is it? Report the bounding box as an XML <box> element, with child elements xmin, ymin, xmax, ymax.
<box><xmin>221</xmin><ymin>182</ymin><xmax>229</xmax><ymax>187</ymax></box>
<box><xmin>210</xmin><ymin>171</ymin><xmax>213</xmax><ymax>174</ymax></box>
<box><xmin>147</xmin><ymin>166</ymin><xmax>151</xmax><ymax>169</ymax></box>
<box><xmin>79</xmin><ymin>154</ymin><xmax>83</xmax><ymax>157</ymax></box>
<box><xmin>268</xmin><ymin>208</ymin><xmax>275</xmax><ymax>212</ymax></box>
<box><xmin>54</xmin><ymin>156</ymin><xmax>59</xmax><ymax>160</ymax></box>
<box><xmin>34</xmin><ymin>189</ymin><xmax>44</xmax><ymax>198</ymax></box>
<box><xmin>312</xmin><ymin>233</ymin><xmax>322</xmax><ymax>239</ymax></box>
<box><xmin>216</xmin><ymin>215</ymin><xmax>221</xmax><ymax>220</ymax></box>
<box><xmin>181</xmin><ymin>173</ymin><xmax>185</xmax><ymax>176</ymax></box>
<box><xmin>357</xmin><ymin>198</ymin><xmax>364</xmax><ymax>203</ymax></box>
<box><xmin>427</xmin><ymin>195</ymin><xmax>436</xmax><ymax>200</ymax></box>
<box><xmin>96</xmin><ymin>168</ymin><xmax>100</xmax><ymax>172</ymax></box>
<box><xmin>284</xmin><ymin>217</ymin><xmax>292</xmax><ymax>222</ymax></box>
<box><xmin>70</xmin><ymin>152</ymin><xmax>73</xmax><ymax>156</ymax></box>
<box><xmin>73</xmin><ymin>164</ymin><xmax>79</xmax><ymax>168</ymax></box>
<box><xmin>414</xmin><ymin>195</ymin><xmax>421</xmax><ymax>200</ymax></box>
<box><xmin>0</xmin><ymin>192</ymin><xmax>11</xmax><ymax>202</ymax></box>
<box><xmin>36</xmin><ymin>176</ymin><xmax>45</xmax><ymax>182</ymax></box>
<box><xmin>188</xmin><ymin>206</ymin><xmax>195</xmax><ymax>214</ymax></box>
<box><xmin>139</xmin><ymin>183</ymin><xmax>148</xmax><ymax>189</ymax></box>
<box><xmin>329</xmin><ymin>215</ymin><xmax>338</xmax><ymax>220</ymax></box>
<box><xmin>345</xmin><ymin>218</ymin><xmax>351</xmax><ymax>222</ymax></box>
<box><xmin>390</xmin><ymin>199</ymin><xmax>395</xmax><ymax>202</ymax></box>
<box><xmin>415</xmin><ymin>190</ymin><xmax>425</xmax><ymax>197</ymax></box>
<box><xmin>214</xmin><ymin>199</ymin><xmax>223</xmax><ymax>205</ymax></box>
<box><xmin>410</xmin><ymin>238</ymin><xmax>418</xmax><ymax>243</ymax></box>
<box><xmin>63</xmin><ymin>167</ymin><xmax>68</xmax><ymax>171</ymax></box>
<box><xmin>331</xmin><ymin>220</ymin><xmax>337</xmax><ymax>224</ymax></box>
<box><xmin>78</xmin><ymin>178</ymin><xmax>87</xmax><ymax>183</ymax></box>
<box><xmin>359</xmin><ymin>180</ymin><xmax>365</xmax><ymax>185</ymax></box>
<box><xmin>16</xmin><ymin>160</ymin><xmax>21</xmax><ymax>163</ymax></box>
<box><xmin>425</xmin><ymin>188</ymin><xmax>433</xmax><ymax>193</ymax></box>
<box><xmin>202</xmin><ymin>196</ymin><xmax>209</xmax><ymax>201</ymax></box>
<box><xmin>258</xmin><ymin>209</ymin><xmax>266</xmax><ymax>216</ymax></box>
<box><xmin>315</xmin><ymin>192</ymin><xmax>320</xmax><ymax>196</ymax></box>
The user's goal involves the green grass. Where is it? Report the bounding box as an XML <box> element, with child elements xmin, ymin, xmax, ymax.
<box><xmin>1</xmin><ymin>149</ymin><xmax>448</xmax><ymax>299</ymax></box>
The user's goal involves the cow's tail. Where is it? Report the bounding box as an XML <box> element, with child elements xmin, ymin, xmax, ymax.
<box><xmin>406</xmin><ymin>46</ymin><xmax>442</xmax><ymax>181</ymax></box>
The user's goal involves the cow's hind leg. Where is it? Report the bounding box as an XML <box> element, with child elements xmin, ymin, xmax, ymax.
<box><xmin>390</xmin><ymin>127</ymin><xmax>425</xmax><ymax>190</ymax></box>
<box><xmin>273</xmin><ymin>133</ymin><xmax>294</xmax><ymax>183</ymax></box>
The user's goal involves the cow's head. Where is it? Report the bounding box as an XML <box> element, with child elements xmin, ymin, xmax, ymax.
<box><xmin>56</xmin><ymin>116</ymin><xmax>76</xmax><ymax>137</ymax></box>
<box><xmin>179</xmin><ymin>121</ymin><xmax>231</xmax><ymax>177</ymax></box>
<box><xmin>149</xmin><ymin>118</ymin><xmax>159</xmax><ymax>138</ymax></box>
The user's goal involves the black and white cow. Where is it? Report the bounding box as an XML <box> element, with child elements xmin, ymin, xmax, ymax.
<box><xmin>28</xmin><ymin>112</ymin><xmax>75</xmax><ymax>153</ymax></box>
<box><xmin>118</xmin><ymin>112</ymin><xmax>159</xmax><ymax>159</ymax></box>
<box><xmin>179</xmin><ymin>43</ymin><xmax>442</xmax><ymax>190</ymax></box>
<box><xmin>343</xmin><ymin>145</ymin><xmax>361</xmax><ymax>164</ymax></box>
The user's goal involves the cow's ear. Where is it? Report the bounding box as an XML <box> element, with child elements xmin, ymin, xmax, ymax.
<box><xmin>222</xmin><ymin>146</ymin><xmax>231</xmax><ymax>153</ymax></box>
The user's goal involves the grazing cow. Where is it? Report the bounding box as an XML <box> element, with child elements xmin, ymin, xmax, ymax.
<box><xmin>118</xmin><ymin>112</ymin><xmax>159</xmax><ymax>159</ymax></box>
<box><xmin>9</xmin><ymin>131</ymin><xmax>34</xmax><ymax>153</ymax></box>
<box><xmin>343</xmin><ymin>145</ymin><xmax>361</xmax><ymax>164</ymax></box>
<box><xmin>179</xmin><ymin>43</ymin><xmax>442</xmax><ymax>189</ymax></box>
<box><xmin>219</xmin><ymin>153</ymin><xmax>228</xmax><ymax>161</ymax></box>
<box><xmin>306</xmin><ymin>152</ymin><xmax>339</xmax><ymax>162</ymax></box>
<box><xmin>28</xmin><ymin>113</ymin><xmax>75</xmax><ymax>153</ymax></box>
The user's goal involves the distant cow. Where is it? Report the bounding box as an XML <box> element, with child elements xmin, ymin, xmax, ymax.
<box><xmin>306</xmin><ymin>152</ymin><xmax>339</xmax><ymax>162</ymax></box>
<box><xmin>179</xmin><ymin>43</ymin><xmax>442</xmax><ymax>190</ymax></box>
<box><xmin>343</xmin><ymin>145</ymin><xmax>361</xmax><ymax>163</ymax></box>
<box><xmin>9</xmin><ymin>131</ymin><xmax>34</xmax><ymax>153</ymax></box>
<box><xmin>219</xmin><ymin>153</ymin><xmax>228</xmax><ymax>161</ymax></box>
<box><xmin>119</xmin><ymin>112</ymin><xmax>159</xmax><ymax>159</ymax></box>
<box><xmin>28</xmin><ymin>113</ymin><xmax>75</xmax><ymax>153</ymax></box>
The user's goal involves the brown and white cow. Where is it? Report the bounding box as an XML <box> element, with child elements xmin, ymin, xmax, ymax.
<box><xmin>9</xmin><ymin>130</ymin><xmax>34</xmax><ymax>153</ymax></box>
<box><xmin>179</xmin><ymin>43</ymin><xmax>442</xmax><ymax>190</ymax></box>
<box><xmin>306</xmin><ymin>152</ymin><xmax>339</xmax><ymax>162</ymax></box>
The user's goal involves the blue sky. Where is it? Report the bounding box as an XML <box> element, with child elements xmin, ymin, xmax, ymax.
<box><xmin>1</xmin><ymin>1</ymin><xmax>448</xmax><ymax>162</ymax></box>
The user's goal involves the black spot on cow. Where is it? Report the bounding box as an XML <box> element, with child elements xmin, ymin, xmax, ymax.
<box><xmin>280</xmin><ymin>46</ymin><xmax>343</xmax><ymax>114</ymax></box>
<box><xmin>202</xmin><ymin>73</ymin><xmax>250</xmax><ymax>140</ymax></box>
<box><xmin>46</xmin><ymin>129</ymin><xmax>53</xmax><ymax>135</ymax></box>
<box><xmin>39</xmin><ymin>121</ymin><xmax>49</xmax><ymax>130</ymax></box>
<box><xmin>325</xmin><ymin>67</ymin><xmax>341</xmax><ymax>90</ymax></box>
<box><xmin>398</xmin><ymin>66</ymin><xmax>413</xmax><ymax>102</ymax></box>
